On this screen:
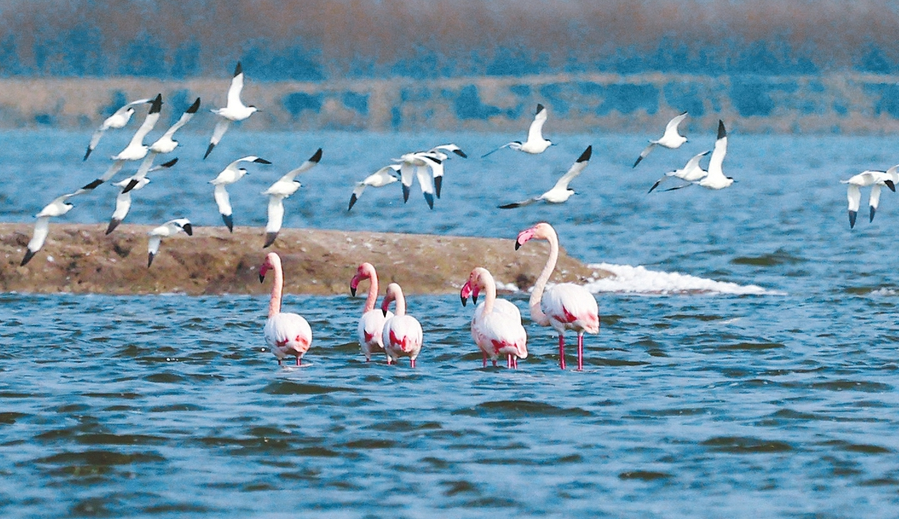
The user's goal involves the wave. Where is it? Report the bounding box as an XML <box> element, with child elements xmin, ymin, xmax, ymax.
<box><xmin>581</xmin><ymin>263</ymin><xmax>782</xmax><ymax>296</ymax></box>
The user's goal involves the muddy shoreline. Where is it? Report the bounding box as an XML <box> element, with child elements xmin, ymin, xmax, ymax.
<box><xmin>0</xmin><ymin>223</ymin><xmax>609</xmax><ymax>296</ymax></box>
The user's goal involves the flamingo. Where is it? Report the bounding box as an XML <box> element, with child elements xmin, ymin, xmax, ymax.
<box><xmin>259</xmin><ymin>252</ymin><xmax>312</xmax><ymax>366</ymax></box>
<box><xmin>381</xmin><ymin>283</ymin><xmax>423</xmax><ymax>367</ymax></box>
<box><xmin>515</xmin><ymin>222</ymin><xmax>599</xmax><ymax>371</ymax></box>
<box><xmin>460</xmin><ymin>267</ymin><xmax>527</xmax><ymax>368</ymax></box>
<box><xmin>350</xmin><ymin>262</ymin><xmax>394</xmax><ymax>362</ymax></box>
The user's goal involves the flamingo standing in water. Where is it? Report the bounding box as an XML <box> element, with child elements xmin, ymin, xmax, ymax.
<box><xmin>460</xmin><ymin>267</ymin><xmax>528</xmax><ymax>368</ymax></box>
<box><xmin>259</xmin><ymin>252</ymin><xmax>312</xmax><ymax>366</ymax></box>
<box><xmin>381</xmin><ymin>283</ymin><xmax>423</xmax><ymax>368</ymax></box>
<box><xmin>515</xmin><ymin>222</ymin><xmax>599</xmax><ymax>370</ymax></box>
<box><xmin>350</xmin><ymin>262</ymin><xmax>394</xmax><ymax>362</ymax></box>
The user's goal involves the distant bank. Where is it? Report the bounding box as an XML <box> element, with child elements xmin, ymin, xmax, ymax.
<box><xmin>0</xmin><ymin>224</ymin><xmax>608</xmax><ymax>295</ymax></box>
<box><xmin>3</xmin><ymin>73</ymin><xmax>899</xmax><ymax>135</ymax></box>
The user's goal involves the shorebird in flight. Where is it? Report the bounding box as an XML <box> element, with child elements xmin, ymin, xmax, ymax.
<box><xmin>106</xmin><ymin>158</ymin><xmax>179</xmax><ymax>235</ymax></box>
<box><xmin>209</xmin><ymin>155</ymin><xmax>272</xmax><ymax>232</ymax></box>
<box><xmin>665</xmin><ymin>121</ymin><xmax>733</xmax><ymax>191</ymax></box>
<box><xmin>498</xmin><ymin>146</ymin><xmax>592</xmax><ymax>208</ymax></box>
<box><xmin>841</xmin><ymin>166</ymin><xmax>899</xmax><ymax>228</ymax></box>
<box><xmin>633</xmin><ymin>111</ymin><xmax>688</xmax><ymax>168</ymax></box>
<box><xmin>20</xmin><ymin>191</ymin><xmax>79</xmax><ymax>266</ymax></box>
<box><xmin>347</xmin><ymin>164</ymin><xmax>401</xmax><ymax>211</ymax></box>
<box><xmin>84</xmin><ymin>97</ymin><xmax>153</xmax><ymax>161</ymax></box>
<box><xmin>261</xmin><ymin>148</ymin><xmax>323</xmax><ymax>248</ymax></box>
<box><xmin>482</xmin><ymin>104</ymin><xmax>553</xmax><ymax>157</ymax></box>
<box><xmin>147</xmin><ymin>218</ymin><xmax>193</xmax><ymax>267</ymax></box>
<box><xmin>204</xmin><ymin>62</ymin><xmax>259</xmax><ymax>159</ymax></box>
<box><xmin>647</xmin><ymin>150</ymin><xmax>709</xmax><ymax>193</ymax></box>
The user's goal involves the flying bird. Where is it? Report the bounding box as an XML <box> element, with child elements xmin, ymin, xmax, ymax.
<box><xmin>482</xmin><ymin>103</ymin><xmax>553</xmax><ymax>157</ymax></box>
<box><xmin>423</xmin><ymin>143</ymin><xmax>467</xmax><ymax>198</ymax></box>
<box><xmin>633</xmin><ymin>111</ymin><xmax>688</xmax><ymax>167</ymax></box>
<box><xmin>347</xmin><ymin>164</ymin><xmax>401</xmax><ymax>211</ymax></box>
<box><xmin>106</xmin><ymin>158</ymin><xmax>179</xmax><ymax>234</ymax></box>
<box><xmin>396</xmin><ymin>151</ymin><xmax>441</xmax><ymax>209</ymax></box>
<box><xmin>647</xmin><ymin>150</ymin><xmax>709</xmax><ymax>193</ymax></box>
<box><xmin>209</xmin><ymin>155</ymin><xmax>272</xmax><ymax>232</ymax></box>
<box><xmin>498</xmin><ymin>145</ymin><xmax>592</xmax><ymax>208</ymax></box>
<box><xmin>841</xmin><ymin>167</ymin><xmax>898</xmax><ymax>228</ymax></box>
<box><xmin>20</xmin><ymin>191</ymin><xmax>79</xmax><ymax>266</ymax></box>
<box><xmin>261</xmin><ymin>148</ymin><xmax>323</xmax><ymax>248</ymax></box>
<box><xmin>84</xmin><ymin>97</ymin><xmax>152</xmax><ymax>161</ymax></box>
<box><xmin>147</xmin><ymin>218</ymin><xmax>192</xmax><ymax>268</ymax></box>
<box><xmin>204</xmin><ymin>62</ymin><xmax>259</xmax><ymax>159</ymax></box>
<box><xmin>666</xmin><ymin>121</ymin><xmax>733</xmax><ymax>191</ymax></box>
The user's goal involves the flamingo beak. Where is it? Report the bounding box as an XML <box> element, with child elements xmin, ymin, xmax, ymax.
<box><xmin>461</xmin><ymin>295</ymin><xmax>468</xmax><ymax>307</ymax></box>
<box><xmin>350</xmin><ymin>286</ymin><xmax>357</xmax><ymax>297</ymax></box>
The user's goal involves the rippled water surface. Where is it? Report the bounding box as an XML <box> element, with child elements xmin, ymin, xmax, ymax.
<box><xmin>3</xmin><ymin>130</ymin><xmax>899</xmax><ymax>517</ymax></box>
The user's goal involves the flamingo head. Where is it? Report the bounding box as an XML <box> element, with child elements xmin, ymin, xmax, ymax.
<box><xmin>515</xmin><ymin>222</ymin><xmax>553</xmax><ymax>250</ymax></box>
<box><xmin>259</xmin><ymin>252</ymin><xmax>279</xmax><ymax>282</ymax></box>
<box><xmin>460</xmin><ymin>280</ymin><xmax>476</xmax><ymax>306</ymax></box>
<box><xmin>350</xmin><ymin>262</ymin><xmax>375</xmax><ymax>296</ymax></box>
<box><xmin>381</xmin><ymin>285</ymin><xmax>395</xmax><ymax>316</ymax></box>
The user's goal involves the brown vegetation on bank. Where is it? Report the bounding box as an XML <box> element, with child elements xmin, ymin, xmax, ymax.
<box><xmin>0</xmin><ymin>223</ymin><xmax>608</xmax><ymax>296</ymax></box>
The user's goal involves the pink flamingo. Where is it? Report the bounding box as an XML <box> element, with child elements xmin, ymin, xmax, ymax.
<box><xmin>350</xmin><ymin>262</ymin><xmax>394</xmax><ymax>362</ymax></box>
<box><xmin>380</xmin><ymin>283</ymin><xmax>423</xmax><ymax>368</ymax></box>
<box><xmin>259</xmin><ymin>252</ymin><xmax>312</xmax><ymax>366</ymax></box>
<box><xmin>461</xmin><ymin>267</ymin><xmax>528</xmax><ymax>368</ymax></box>
<box><xmin>515</xmin><ymin>222</ymin><xmax>599</xmax><ymax>370</ymax></box>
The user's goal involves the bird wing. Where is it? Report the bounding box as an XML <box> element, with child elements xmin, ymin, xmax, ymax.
<box><xmin>265</xmin><ymin>195</ymin><xmax>285</xmax><ymax>234</ymax></box>
<box><xmin>213</xmin><ymin>184</ymin><xmax>232</xmax><ymax>216</ymax></box>
<box><xmin>550</xmin><ymin>146</ymin><xmax>592</xmax><ymax>191</ymax></box>
<box><xmin>662</xmin><ymin>111</ymin><xmax>688</xmax><ymax>140</ymax></box>
<box><xmin>279</xmin><ymin>148</ymin><xmax>323</xmax><ymax>181</ymax></box>
<box><xmin>415</xmin><ymin>165</ymin><xmax>436</xmax><ymax>209</ymax></box>
<box><xmin>869</xmin><ymin>183</ymin><xmax>883</xmax><ymax>212</ymax></box>
<box><xmin>147</xmin><ymin>235</ymin><xmax>162</xmax><ymax>256</ymax></box>
<box><xmin>85</xmin><ymin>128</ymin><xmax>106</xmax><ymax>160</ymax></box>
<box><xmin>633</xmin><ymin>142</ymin><xmax>657</xmax><ymax>168</ymax></box>
<box><xmin>846</xmin><ymin>184</ymin><xmax>861</xmax><ymax>212</ymax></box>
<box><xmin>481</xmin><ymin>142</ymin><xmax>514</xmax><ymax>158</ymax></box>
<box><xmin>706</xmin><ymin>120</ymin><xmax>728</xmax><ymax>180</ymax></box>
<box><xmin>111</xmin><ymin>190</ymin><xmax>133</xmax><ymax>221</ymax></box>
<box><xmin>160</xmin><ymin>98</ymin><xmax>201</xmax><ymax>139</ymax></box>
<box><xmin>682</xmin><ymin>150</ymin><xmax>710</xmax><ymax>176</ymax></box>
<box><xmin>527</xmin><ymin>104</ymin><xmax>548</xmax><ymax>143</ymax></box>
<box><xmin>27</xmin><ymin>216</ymin><xmax>51</xmax><ymax>252</ymax></box>
<box><xmin>227</xmin><ymin>65</ymin><xmax>245</xmax><ymax>108</ymax></box>
<box><xmin>129</xmin><ymin>95</ymin><xmax>163</xmax><ymax>145</ymax></box>
<box><xmin>209</xmin><ymin>118</ymin><xmax>231</xmax><ymax>149</ymax></box>
<box><xmin>498</xmin><ymin>196</ymin><xmax>540</xmax><ymax>209</ymax></box>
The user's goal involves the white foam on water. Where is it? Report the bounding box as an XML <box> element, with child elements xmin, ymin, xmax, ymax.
<box><xmin>579</xmin><ymin>263</ymin><xmax>783</xmax><ymax>296</ymax></box>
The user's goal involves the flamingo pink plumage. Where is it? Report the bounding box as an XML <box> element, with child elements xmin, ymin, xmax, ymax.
<box><xmin>515</xmin><ymin>222</ymin><xmax>599</xmax><ymax>370</ymax></box>
<box><xmin>380</xmin><ymin>283</ymin><xmax>423</xmax><ymax>368</ymax></box>
<box><xmin>350</xmin><ymin>262</ymin><xmax>394</xmax><ymax>362</ymax></box>
<box><xmin>461</xmin><ymin>267</ymin><xmax>528</xmax><ymax>368</ymax></box>
<box><xmin>259</xmin><ymin>252</ymin><xmax>313</xmax><ymax>366</ymax></box>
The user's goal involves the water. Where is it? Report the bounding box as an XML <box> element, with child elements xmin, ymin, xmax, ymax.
<box><xmin>3</xmin><ymin>129</ymin><xmax>899</xmax><ymax>517</ymax></box>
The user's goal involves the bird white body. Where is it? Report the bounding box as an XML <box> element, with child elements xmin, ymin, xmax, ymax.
<box><xmin>397</xmin><ymin>151</ymin><xmax>440</xmax><ymax>209</ymax></box>
<box><xmin>647</xmin><ymin>150</ymin><xmax>709</xmax><ymax>193</ymax></box>
<box><xmin>348</xmin><ymin>165</ymin><xmax>401</xmax><ymax>210</ymax></box>
<box><xmin>350</xmin><ymin>263</ymin><xmax>394</xmax><ymax>361</ymax></box>
<box><xmin>260</xmin><ymin>252</ymin><xmax>312</xmax><ymax>365</ymax></box>
<box><xmin>261</xmin><ymin>148</ymin><xmax>322</xmax><ymax>248</ymax></box>
<box><xmin>84</xmin><ymin>97</ymin><xmax>152</xmax><ymax>160</ymax></box>
<box><xmin>841</xmin><ymin>166</ymin><xmax>899</xmax><ymax>228</ymax></box>
<box><xmin>107</xmin><ymin>158</ymin><xmax>179</xmax><ymax>234</ymax></box>
<box><xmin>381</xmin><ymin>283</ymin><xmax>423</xmax><ymax>367</ymax></box>
<box><xmin>697</xmin><ymin>121</ymin><xmax>733</xmax><ymax>190</ymax></box>
<box><xmin>633</xmin><ymin>111</ymin><xmax>688</xmax><ymax>167</ymax></box>
<box><xmin>483</xmin><ymin>104</ymin><xmax>552</xmax><ymax>157</ymax></box>
<box><xmin>209</xmin><ymin>155</ymin><xmax>271</xmax><ymax>231</ymax></box>
<box><xmin>516</xmin><ymin>223</ymin><xmax>599</xmax><ymax>371</ymax></box>
<box><xmin>205</xmin><ymin>62</ymin><xmax>258</xmax><ymax>159</ymax></box>
<box><xmin>147</xmin><ymin>218</ymin><xmax>192</xmax><ymax>267</ymax></box>
<box><xmin>148</xmin><ymin>97</ymin><xmax>201</xmax><ymax>154</ymax></box>
<box><xmin>499</xmin><ymin>146</ymin><xmax>592</xmax><ymax>208</ymax></box>
<box><xmin>111</xmin><ymin>94</ymin><xmax>163</xmax><ymax>162</ymax></box>
<box><xmin>461</xmin><ymin>267</ymin><xmax>528</xmax><ymax>368</ymax></box>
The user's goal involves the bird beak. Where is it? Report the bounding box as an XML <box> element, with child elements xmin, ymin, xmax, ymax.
<box><xmin>350</xmin><ymin>286</ymin><xmax>357</xmax><ymax>297</ymax></box>
<box><xmin>460</xmin><ymin>295</ymin><xmax>468</xmax><ymax>307</ymax></box>
<box><xmin>258</xmin><ymin>274</ymin><xmax>265</xmax><ymax>283</ymax></box>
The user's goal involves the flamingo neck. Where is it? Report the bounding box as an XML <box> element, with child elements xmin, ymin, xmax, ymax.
<box><xmin>529</xmin><ymin>231</ymin><xmax>557</xmax><ymax>326</ymax></box>
<box><xmin>481</xmin><ymin>271</ymin><xmax>498</xmax><ymax>315</ymax></box>
<box><xmin>363</xmin><ymin>270</ymin><xmax>379</xmax><ymax>314</ymax></box>
<box><xmin>387</xmin><ymin>286</ymin><xmax>407</xmax><ymax>317</ymax></box>
<box><xmin>268</xmin><ymin>259</ymin><xmax>283</xmax><ymax>318</ymax></box>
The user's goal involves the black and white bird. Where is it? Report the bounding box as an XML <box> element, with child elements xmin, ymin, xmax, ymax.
<box><xmin>482</xmin><ymin>104</ymin><xmax>553</xmax><ymax>157</ymax></box>
<box><xmin>666</xmin><ymin>121</ymin><xmax>733</xmax><ymax>191</ymax></box>
<box><xmin>147</xmin><ymin>218</ymin><xmax>192</xmax><ymax>268</ymax></box>
<box><xmin>498</xmin><ymin>146</ymin><xmax>592</xmax><ymax>209</ymax></box>
<box><xmin>209</xmin><ymin>155</ymin><xmax>272</xmax><ymax>232</ymax></box>
<box><xmin>20</xmin><ymin>191</ymin><xmax>79</xmax><ymax>266</ymax></box>
<box><xmin>423</xmin><ymin>143</ymin><xmax>467</xmax><ymax>198</ymax></box>
<box><xmin>106</xmin><ymin>158</ymin><xmax>179</xmax><ymax>234</ymax></box>
<box><xmin>76</xmin><ymin>94</ymin><xmax>164</xmax><ymax>194</ymax></box>
<box><xmin>347</xmin><ymin>164</ymin><xmax>401</xmax><ymax>211</ymax></box>
<box><xmin>647</xmin><ymin>150</ymin><xmax>709</xmax><ymax>193</ymax></box>
<box><xmin>84</xmin><ymin>97</ymin><xmax>152</xmax><ymax>161</ymax></box>
<box><xmin>261</xmin><ymin>148</ymin><xmax>323</xmax><ymax>248</ymax></box>
<box><xmin>633</xmin><ymin>111</ymin><xmax>688</xmax><ymax>167</ymax></box>
<box><xmin>204</xmin><ymin>62</ymin><xmax>259</xmax><ymax>159</ymax></box>
<box><xmin>841</xmin><ymin>166</ymin><xmax>899</xmax><ymax>228</ymax></box>
<box><xmin>121</xmin><ymin>98</ymin><xmax>200</xmax><ymax>194</ymax></box>
<box><xmin>396</xmin><ymin>151</ymin><xmax>441</xmax><ymax>209</ymax></box>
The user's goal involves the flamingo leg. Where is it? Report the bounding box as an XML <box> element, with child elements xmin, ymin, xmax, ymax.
<box><xmin>410</xmin><ymin>358</ymin><xmax>416</xmax><ymax>369</ymax></box>
<box><xmin>492</xmin><ymin>359</ymin><xmax>497</xmax><ymax>367</ymax></box>
<box><xmin>482</xmin><ymin>351</ymin><xmax>488</xmax><ymax>368</ymax></box>
<box><xmin>296</xmin><ymin>356</ymin><xmax>301</xmax><ymax>366</ymax></box>
<box><xmin>507</xmin><ymin>355</ymin><xmax>513</xmax><ymax>369</ymax></box>
<box><xmin>577</xmin><ymin>333</ymin><xmax>584</xmax><ymax>371</ymax></box>
<box><xmin>277</xmin><ymin>359</ymin><xmax>282</xmax><ymax>366</ymax></box>
<box><xmin>513</xmin><ymin>356</ymin><xmax>518</xmax><ymax>369</ymax></box>
<box><xmin>558</xmin><ymin>334</ymin><xmax>566</xmax><ymax>370</ymax></box>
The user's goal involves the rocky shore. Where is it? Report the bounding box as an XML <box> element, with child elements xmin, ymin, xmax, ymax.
<box><xmin>0</xmin><ymin>223</ymin><xmax>609</xmax><ymax>296</ymax></box>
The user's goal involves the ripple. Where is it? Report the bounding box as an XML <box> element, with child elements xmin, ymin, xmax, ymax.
<box><xmin>0</xmin><ymin>412</ymin><xmax>28</xmax><ymax>424</ymax></box>
<box><xmin>618</xmin><ymin>470</ymin><xmax>673</xmax><ymax>481</ymax></box>
<box><xmin>452</xmin><ymin>400</ymin><xmax>593</xmax><ymax>418</ymax></box>
<box><xmin>261</xmin><ymin>380</ymin><xmax>357</xmax><ymax>395</ymax></box>
<box><xmin>700</xmin><ymin>436</ymin><xmax>794</xmax><ymax>453</ymax></box>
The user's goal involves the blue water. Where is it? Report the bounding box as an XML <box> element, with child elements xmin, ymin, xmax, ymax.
<box><xmin>3</xmin><ymin>129</ymin><xmax>899</xmax><ymax>517</ymax></box>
